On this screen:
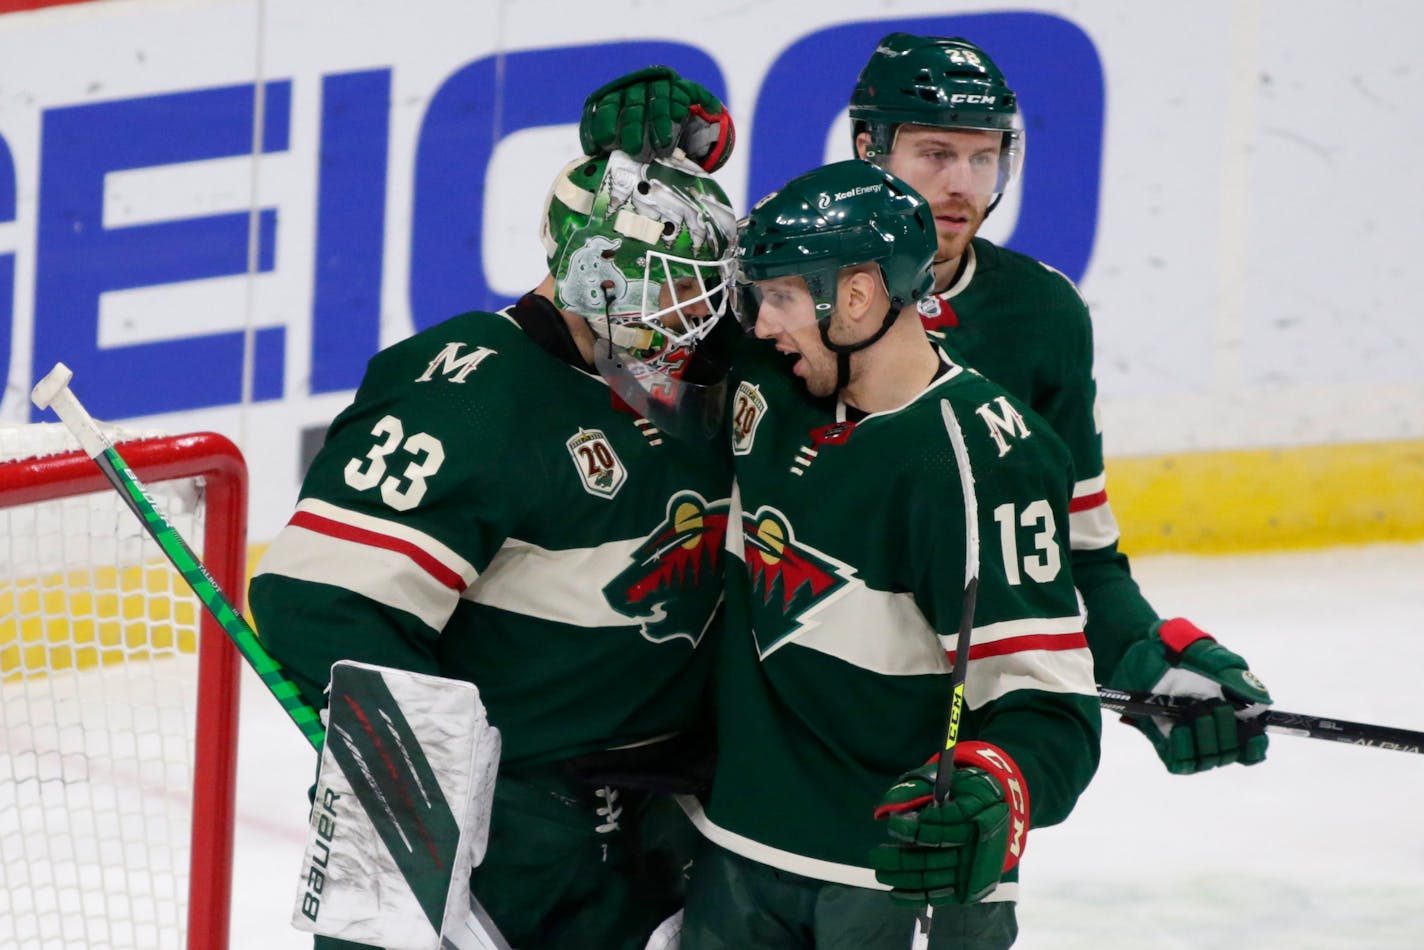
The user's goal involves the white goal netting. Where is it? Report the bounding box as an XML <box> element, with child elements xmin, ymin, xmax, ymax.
<box><xmin>0</xmin><ymin>423</ymin><xmax>237</xmax><ymax>950</ymax></box>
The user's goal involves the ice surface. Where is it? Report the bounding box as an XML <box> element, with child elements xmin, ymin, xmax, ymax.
<box><xmin>227</xmin><ymin>543</ymin><xmax>1424</xmax><ymax>949</ymax></box>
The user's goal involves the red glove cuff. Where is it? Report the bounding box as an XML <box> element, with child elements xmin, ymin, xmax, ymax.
<box><xmin>1156</xmin><ymin>617</ymin><xmax>1214</xmax><ymax>661</ymax></box>
<box><xmin>688</xmin><ymin>103</ymin><xmax>734</xmax><ymax>172</ymax></box>
<box><xmin>954</xmin><ymin>741</ymin><xmax>1031</xmax><ymax>872</ymax></box>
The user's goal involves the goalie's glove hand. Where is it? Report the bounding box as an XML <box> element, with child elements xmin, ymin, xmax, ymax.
<box><xmin>579</xmin><ymin>65</ymin><xmax>735</xmax><ymax>172</ymax></box>
<box><xmin>1109</xmin><ymin>617</ymin><xmax>1273</xmax><ymax>774</ymax></box>
<box><xmin>868</xmin><ymin>743</ymin><xmax>1029</xmax><ymax>906</ymax></box>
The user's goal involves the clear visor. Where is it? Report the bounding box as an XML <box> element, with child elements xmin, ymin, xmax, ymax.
<box><xmin>593</xmin><ymin>336</ymin><xmax>729</xmax><ymax>442</ymax></box>
<box><xmin>733</xmin><ymin>278</ymin><xmax>763</xmax><ymax>333</ymax></box>
<box><xmin>887</xmin><ymin>121</ymin><xmax>1025</xmax><ymax>197</ymax></box>
<box><xmin>733</xmin><ymin>272</ymin><xmax>833</xmax><ymax>335</ymax></box>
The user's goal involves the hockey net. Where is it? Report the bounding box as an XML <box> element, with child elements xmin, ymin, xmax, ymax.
<box><xmin>0</xmin><ymin>423</ymin><xmax>244</xmax><ymax>950</ymax></box>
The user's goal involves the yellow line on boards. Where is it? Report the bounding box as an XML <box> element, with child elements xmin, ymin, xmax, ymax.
<box><xmin>1109</xmin><ymin>439</ymin><xmax>1424</xmax><ymax>554</ymax></box>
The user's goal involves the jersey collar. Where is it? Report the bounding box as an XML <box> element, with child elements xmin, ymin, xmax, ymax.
<box><xmin>934</xmin><ymin>243</ymin><xmax>978</xmax><ymax>300</ymax></box>
<box><xmin>836</xmin><ymin>352</ymin><xmax>965</xmax><ymax>424</ymax></box>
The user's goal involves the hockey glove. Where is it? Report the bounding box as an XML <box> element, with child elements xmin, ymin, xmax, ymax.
<box><xmin>1109</xmin><ymin>617</ymin><xmax>1273</xmax><ymax>774</ymax></box>
<box><xmin>869</xmin><ymin>742</ymin><xmax>1029</xmax><ymax>906</ymax></box>
<box><xmin>579</xmin><ymin>65</ymin><xmax>735</xmax><ymax>172</ymax></box>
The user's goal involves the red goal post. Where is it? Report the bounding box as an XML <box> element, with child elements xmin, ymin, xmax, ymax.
<box><xmin>0</xmin><ymin>428</ymin><xmax>245</xmax><ymax>949</ymax></box>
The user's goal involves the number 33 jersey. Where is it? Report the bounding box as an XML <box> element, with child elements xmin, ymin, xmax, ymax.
<box><xmin>249</xmin><ymin>299</ymin><xmax>732</xmax><ymax>768</ymax></box>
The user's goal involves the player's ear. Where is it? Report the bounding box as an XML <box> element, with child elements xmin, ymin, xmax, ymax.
<box><xmin>853</xmin><ymin>130</ymin><xmax>874</xmax><ymax>161</ymax></box>
<box><xmin>841</xmin><ymin>267</ymin><xmax>879</xmax><ymax>323</ymax></box>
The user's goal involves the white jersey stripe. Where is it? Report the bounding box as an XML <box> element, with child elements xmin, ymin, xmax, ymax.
<box><xmin>1073</xmin><ymin>472</ymin><xmax>1107</xmax><ymax>498</ymax></box>
<box><xmin>678</xmin><ymin>795</ymin><xmax>1019</xmax><ymax>901</ymax></box>
<box><xmin>253</xmin><ymin>523</ymin><xmax>460</xmax><ymax>632</ymax></box>
<box><xmin>965</xmin><ymin>646</ymin><xmax>1098</xmax><ymax>710</ymax></box>
<box><xmin>938</xmin><ymin>614</ymin><xmax>1084</xmax><ymax>650</ymax></box>
<box><xmin>1068</xmin><ymin>471</ymin><xmax>1121</xmax><ymax>549</ymax></box>
<box><xmin>294</xmin><ymin>498</ymin><xmax>479</xmax><ymax>585</ymax></box>
<box><xmin>788</xmin><ymin>577</ymin><xmax>1089</xmax><ymax>688</ymax></box>
<box><xmin>1069</xmin><ymin>504</ymin><xmax>1121</xmax><ymax>550</ymax></box>
<box><xmin>465</xmin><ymin>536</ymin><xmax>651</xmax><ymax>629</ymax></box>
<box><xmin>789</xmin><ymin>586</ymin><xmax>947</xmax><ymax>675</ymax></box>
<box><xmin>726</xmin><ymin>481</ymin><xmax>746</xmax><ymax>558</ymax></box>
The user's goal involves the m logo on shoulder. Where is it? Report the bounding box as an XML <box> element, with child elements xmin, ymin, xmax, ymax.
<box><xmin>976</xmin><ymin>395</ymin><xmax>1032</xmax><ymax>457</ymax></box>
<box><xmin>416</xmin><ymin>341</ymin><xmax>497</xmax><ymax>383</ymax></box>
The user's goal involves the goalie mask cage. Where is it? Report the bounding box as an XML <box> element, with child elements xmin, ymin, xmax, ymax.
<box><xmin>0</xmin><ymin>425</ymin><xmax>243</xmax><ymax>950</ymax></box>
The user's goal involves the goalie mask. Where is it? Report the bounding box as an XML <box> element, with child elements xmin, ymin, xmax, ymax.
<box><xmin>849</xmin><ymin>33</ymin><xmax>1025</xmax><ymax>202</ymax></box>
<box><xmin>542</xmin><ymin>150</ymin><xmax>737</xmax><ymax>440</ymax></box>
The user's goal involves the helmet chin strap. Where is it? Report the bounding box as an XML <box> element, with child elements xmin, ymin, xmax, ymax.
<box><xmin>819</xmin><ymin>301</ymin><xmax>902</xmax><ymax>392</ymax></box>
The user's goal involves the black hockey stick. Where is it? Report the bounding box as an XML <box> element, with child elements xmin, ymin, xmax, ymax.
<box><xmin>933</xmin><ymin>399</ymin><xmax>982</xmax><ymax>802</ymax></box>
<box><xmin>903</xmin><ymin>400</ymin><xmax>983</xmax><ymax>949</ymax></box>
<box><xmin>1098</xmin><ymin>686</ymin><xmax>1424</xmax><ymax>755</ymax></box>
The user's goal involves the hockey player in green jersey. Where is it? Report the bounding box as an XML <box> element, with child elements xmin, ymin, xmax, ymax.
<box><xmin>579</xmin><ymin>36</ymin><xmax>1274</xmax><ymax>778</ymax></box>
<box><xmin>675</xmin><ymin>159</ymin><xmax>1101</xmax><ymax>948</ymax></box>
<box><xmin>249</xmin><ymin>150</ymin><xmax>738</xmax><ymax>949</ymax></box>
<box><xmin>847</xmin><ymin>33</ymin><xmax>1273</xmax><ymax>776</ymax></box>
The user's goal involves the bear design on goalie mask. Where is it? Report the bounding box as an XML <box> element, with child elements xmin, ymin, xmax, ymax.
<box><xmin>559</xmin><ymin>234</ymin><xmax>632</xmax><ymax>314</ymax></box>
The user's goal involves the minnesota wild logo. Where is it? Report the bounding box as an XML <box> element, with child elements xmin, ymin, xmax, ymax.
<box><xmin>740</xmin><ymin>506</ymin><xmax>854</xmax><ymax>657</ymax></box>
<box><xmin>603</xmin><ymin>491</ymin><xmax>728</xmax><ymax>645</ymax></box>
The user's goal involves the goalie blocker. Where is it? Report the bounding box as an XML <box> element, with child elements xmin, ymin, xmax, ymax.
<box><xmin>293</xmin><ymin>661</ymin><xmax>504</xmax><ymax>950</ymax></box>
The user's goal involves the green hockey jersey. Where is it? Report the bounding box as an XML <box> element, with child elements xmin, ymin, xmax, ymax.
<box><xmin>249</xmin><ymin>297</ymin><xmax>731</xmax><ymax>768</ymax></box>
<box><xmin>920</xmin><ymin>237</ymin><xmax>1159</xmax><ymax>680</ymax></box>
<box><xmin>689</xmin><ymin>339</ymin><xmax>1101</xmax><ymax>896</ymax></box>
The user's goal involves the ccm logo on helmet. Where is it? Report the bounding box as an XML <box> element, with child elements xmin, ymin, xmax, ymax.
<box><xmin>948</xmin><ymin>93</ymin><xmax>996</xmax><ymax>105</ymax></box>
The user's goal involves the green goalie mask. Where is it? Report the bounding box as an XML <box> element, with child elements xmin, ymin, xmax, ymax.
<box><xmin>735</xmin><ymin>160</ymin><xmax>937</xmax><ymax>334</ymax></box>
<box><xmin>849</xmin><ymin>33</ymin><xmax>1025</xmax><ymax>196</ymax></box>
<box><xmin>541</xmin><ymin>150</ymin><xmax>738</xmax><ymax>439</ymax></box>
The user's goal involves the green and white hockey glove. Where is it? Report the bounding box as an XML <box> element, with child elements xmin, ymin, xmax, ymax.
<box><xmin>869</xmin><ymin>742</ymin><xmax>1029</xmax><ymax>906</ymax></box>
<box><xmin>579</xmin><ymin>65</ymin><xmax>735</xmax><ymax>172</ymax></box>
<box><xmin>1109</xmin><ymin>617</ymin><xmax>1273</xmax><ymax>774</ymax></box>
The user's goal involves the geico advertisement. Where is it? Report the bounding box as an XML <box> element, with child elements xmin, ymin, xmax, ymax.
<box><xmin>0</xmin><ymin>0</ymin><xmax>1420</xmax><ymax>539</ymax></box>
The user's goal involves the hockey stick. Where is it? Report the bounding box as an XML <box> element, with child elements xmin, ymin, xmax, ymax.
<box><xmin>30</xmin><ymin>363</ymin><xmax>326</xmax><ymax>749</ymax></box>
<box><xmin>934</xmin><ymin>399</ymin><xmax>981</xmax><ymax>802</ymax></box>
<box><xmin>908</xmin><ymin>400</ymin><xmax>983</xmax><ymax>949</ymax></box>
<box><xmin>30</xmin><ymin>362</ymin><xmax>510</xmax><ymax>950</ymax></box>
<box><xmin>1098</xmin><ymin>686</ymin><xmax>1424</xmax><ymax>755</ymax></box>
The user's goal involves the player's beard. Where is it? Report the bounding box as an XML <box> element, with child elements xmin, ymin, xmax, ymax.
<box><xmin>933</xmin><ymin>198</ymin><xmax>985</xmax><ymax>267</ymax></box>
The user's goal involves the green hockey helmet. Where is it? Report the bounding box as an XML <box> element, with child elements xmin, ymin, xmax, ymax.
<box><xmin>735</xmin><ymin>159</ymin><xmax>937</xmax><ymax>333</ymax></box>
<box><xmin>541</xmin><ymin>150</ymin><xmax>738</xmax><ymax>439</ymax></box>
<box><xmin>849</xmin><ymin>33</ymin><xmax>1024</xmax><ymax>193</ymax></box>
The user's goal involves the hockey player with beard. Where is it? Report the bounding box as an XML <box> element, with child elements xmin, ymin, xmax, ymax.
<box><xmin>673</xmin><ymin>159</ymin><xmax>1100</xmax><ymax>948</ymax></box>
<box><xmin>580</xmin><ymin>36</ymin><xmax>1274</xmax><ymax>779</ymax></box>
<box><xmin>249</xmin><ymin>150</ymin><xmax>738</xmax><ymax>949</ymax></box>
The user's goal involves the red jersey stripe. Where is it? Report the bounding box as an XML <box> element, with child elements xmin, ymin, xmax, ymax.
<box><xmin>1069</xmin><ymin>490</ymin><xmax>1107</xmax><ymax>513</ymax></box>
<box><xmin>290</xmin><ymin>510</ymin><xmax>468</xmax><ymax>592</ymax></box>
<box><xmin>947</xmin><ymin>631</ymin><xmax>1088</xmax><ymax>665</ymax></box>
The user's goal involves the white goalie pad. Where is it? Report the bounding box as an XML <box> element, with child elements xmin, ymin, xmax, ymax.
<box><xmin>291</xmin><ymin>661</ymin><xmax>502</xmax><ymax>950</ymax></box>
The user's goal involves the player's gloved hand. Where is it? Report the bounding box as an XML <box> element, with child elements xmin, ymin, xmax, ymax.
<box><xmin>1109</xmin><ymin>617</ymin><xmax>1272</xmax><ymax>774</ymax></box>
<box><xmin>869</xmin><ymin>742</ymin><xmax>1029</xmax><ymax>906</ymax></box>
<box><xmin>579</xmin><ymin>65</ymin><xmax>735</xmax><ymax>172</ymax></box>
